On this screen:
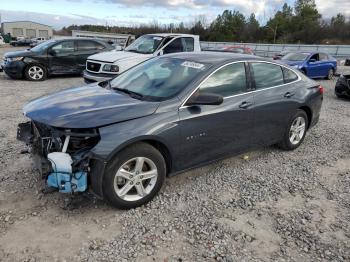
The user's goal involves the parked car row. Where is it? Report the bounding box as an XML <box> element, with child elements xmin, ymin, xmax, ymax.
<box><xmin>4</xmin><ymin>32</ymin><xmax>349</xmax><ymax>209</ymax></box>
<box><xmin>17</xmin><ymin>52</ymin><xmax>324</xmax><ymax>209</ymax></box>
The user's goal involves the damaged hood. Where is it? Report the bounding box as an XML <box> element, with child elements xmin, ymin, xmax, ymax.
<box><xmin>23</xmin><ymin>84</ymin><xmax>160</xmax><ymax>129</ymax></box>
<box><xmin>5</xmin><ymin>49</ymin><xmax>35</xmax><ymax>58</ymax></box>
<box><xmin>88</xmin><ymin>50</ymin><xmax>152</xmax><ymax>63</ymax></box>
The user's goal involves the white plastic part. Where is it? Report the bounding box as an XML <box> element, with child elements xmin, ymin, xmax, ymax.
<box><xmin>62</xmin><ymin>135</ymin><xmax>70</xmax><ymax>153</ymax></box>
<box><xmin>47</xmin><ymin>152</ymin><xmax>73</xmax><ymax>173</ymax></box>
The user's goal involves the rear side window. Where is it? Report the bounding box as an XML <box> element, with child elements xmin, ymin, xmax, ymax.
<box><xmin>77</xmin><ymin>40</ymin><xmax>105</xmax><ymax>51</ymax></box>
<box><xmin>198</xmin><ymin>62</ymin><xmax>247</xmax><ymax>97</ymax></box>
<box><xmin>251</xmin><ymin>62</ymin><xmax>284</xmax><ymax>89</ymax></box>
<box><xmin>319</xmin><ymin>53</ymin><xmax>328</xmax><ymax>61</ymax></box>
<box><xmin>283</xmin><ymin>67</ymin><xmax>299</xmax><ymax>83</ymax></box>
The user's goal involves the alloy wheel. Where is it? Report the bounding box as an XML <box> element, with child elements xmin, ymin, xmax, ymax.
<box><xmin>289</xmin><ymin>116</ymin><xmax>306</xmax><ymax>145</ymax></box>
<box><xmin>113</xmin><ymin>157</ymin><xmax>158</xmax><ymax>202</ymax></box>
<box><xmin>28</xmin><ymin>66</ymin><xmax>44</xmax><ymax>80</ymax></box>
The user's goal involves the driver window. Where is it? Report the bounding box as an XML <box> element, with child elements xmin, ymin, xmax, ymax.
<box><xmin>198</xmin><ymin>62</ymin><xmax>247</xmax><ymax>97</ymax></box>
<box><xmin>51</xmin><ymin>41</ymin><xmax>74</xmax><ymax>55</ymax></box>
<box><xmin>309</xmin><ymin>53</ymin><xmax>319</xmax><ymax>61</ymax></box>
<box><xmin>163</xmin><ymin>38</ymin><xmax>184</xmax><ymax>54</ymax></box>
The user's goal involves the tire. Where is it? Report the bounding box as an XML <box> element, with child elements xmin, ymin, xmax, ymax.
<box><xmin>326</xmin><ymin>68</ymin><xmax>334</xmax><ymax>80</ymax></box>
<box><xmin>103</xmin><ymin>142</ymin><xmax>166</xmax><ymax>209</ymax></box>
<box><xmin>335</xmin><ymin>92</ymin><xmax>343</xmax><ymax>98</ymax></box>
<box><xmin>278</xmin><ymin>110</ymin><xmax>308</xmax><ymax>151</ymax></box>
<box><xmin>301</xmin><ymin>69</ymin><xmax>307</xmax><ymax>76</ymax></box>
<box><xmin>24</xmin><ymin>64</ymin><xmax>47</xmax><ymax>81</ymax></box>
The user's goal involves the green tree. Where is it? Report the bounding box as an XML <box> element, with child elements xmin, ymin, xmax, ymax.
<box><xmin>292</xmin><ymin>0</ymin><xmax>322</xmax><ymax>43</ymax></box>
<box><xmin>266</xmin><ymin>3</ymin><xmax>293</xmax><ymax>43</ymax></box>
<box><xmin>243</xmin><ymin>13</ymin><xmax>260</xmax><ymax>42</ymax></box>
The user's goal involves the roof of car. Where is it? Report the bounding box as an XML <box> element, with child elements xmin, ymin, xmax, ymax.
<box><xmin>224</xmin><ymin>45</ymin><xmax>251</xmax><ymax>49</ymax></box>
<box><xmin>164</xmin><ymin>52</ymin><xmax>266</xmax><ymax>64</ymax></box>
<box><xmin>52</xmin><ymin>37</ymin><xmax>107</xmax><ymax>41</ymax></box>
<box><xmin>146</xmin><ymin>33</ymin><xmax>197</xmax><ymax>37</ymax></box>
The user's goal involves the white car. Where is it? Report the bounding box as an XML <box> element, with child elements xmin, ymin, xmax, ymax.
<box><xmin>30</xmin><ymin>37</ymin><xmax>47</xmax><ymax>47</ymax></box>
<box><xmin>83</xmin><ymin>33</ymin><xmax>201</xmax><ymax>83</ymax></box>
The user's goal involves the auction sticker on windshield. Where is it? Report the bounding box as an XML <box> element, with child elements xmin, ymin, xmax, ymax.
<box><xmin>181</xmin><ymin>61</ymin><xmax>205</xmax><ymax>70</ymax></box>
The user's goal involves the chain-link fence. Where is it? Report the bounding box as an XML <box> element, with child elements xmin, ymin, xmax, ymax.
<box><xmin>200</xmin><ymin>42</ymin><xmax>350</xmax><ymax>60</ymax></box>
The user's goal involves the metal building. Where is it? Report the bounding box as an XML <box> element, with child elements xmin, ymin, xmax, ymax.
<box><xmin>1</xmin><ymin>21</ymin><xmax>53</xmax><ymax>39</ymax></box>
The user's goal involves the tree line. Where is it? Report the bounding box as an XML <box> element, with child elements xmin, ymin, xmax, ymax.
<box><xmin>55</xmin><ymin>0</ymin><xmax>350</xmax><ymax>44</ymax></box>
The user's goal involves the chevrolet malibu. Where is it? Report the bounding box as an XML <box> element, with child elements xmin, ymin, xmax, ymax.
<box><xmin>17</xmin><ymin>53</ymin><xmax>323</xmax><ymax>209</ymax></box>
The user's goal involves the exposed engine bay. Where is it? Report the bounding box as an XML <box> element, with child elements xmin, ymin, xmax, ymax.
<box><xmin>17</xmin><ymin>121</ymin><xmax>100</xmax><ymax>193</ymax></box>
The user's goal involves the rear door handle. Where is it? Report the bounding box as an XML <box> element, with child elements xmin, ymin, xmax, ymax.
<box><xmin>284</xmin><ymin>92</ymin><xmax>295</xmax><ymax>98</ymax></box>
<box><xmin>239</xmin><ymin>101</ymin><xmax>253</xmax><ymax>109</ymax></box>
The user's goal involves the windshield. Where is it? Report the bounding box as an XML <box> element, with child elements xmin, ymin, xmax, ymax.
<box><xmin>110</xmin><ymin>57</ymin><xmax>210</xmax><ymax>101</ymax></box>
<box><xmin>125</xmin><ymin>35</ymin><xmax>164</xmax><ymax>54</ymax></box>
<box><xmin>282</xmin><ymin>52</ymin><xmax>309</xmax><ymax>61</ymax></box>
<box><xmin>31</xmin><ymin>39</ymin><xmax>56</xmax><ymax>52</ymax></box>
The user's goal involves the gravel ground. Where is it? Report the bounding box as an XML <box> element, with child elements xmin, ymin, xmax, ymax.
<box><xmin>0</xmin><ymin>46</ymin><xmax>350</xmax><ymax>261</ymax></box>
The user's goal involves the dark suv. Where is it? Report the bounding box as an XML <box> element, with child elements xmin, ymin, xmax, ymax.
<box><xmin>1</xmin><ymin>38</ymin><xmax>113</xmax><ymax>81</ymax></box>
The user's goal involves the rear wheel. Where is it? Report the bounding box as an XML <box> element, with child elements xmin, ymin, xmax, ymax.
<box><xmin>103</xmin><ymin>143</ymin><xmax>166</xmax><ymax>209</ymax></box>
<box><xmin>25</xmin><ymin>64</ymin><xmax>47</xmax><ymax>81</ymax></box>
<box><xmin>326</xmin><ymin>68</ymin><xmax>334</xmax><ymax>80</ymax></box>
<box><xmin>278</xmin><ymin>110</ymin><xmax>308</xmax><ymax>150</ymax></box>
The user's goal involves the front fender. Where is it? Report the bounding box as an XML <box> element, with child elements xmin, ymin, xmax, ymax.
<box><xmin>91</xmin><ymin>111</ymin><xmax>180</xmax><ymax>163</ymax></box>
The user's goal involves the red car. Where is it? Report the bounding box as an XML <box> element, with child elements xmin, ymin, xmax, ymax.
<box><xmin>222</xmin><ymin>46</ymin><xmax>255</xmax><ymax>55</ymax></box>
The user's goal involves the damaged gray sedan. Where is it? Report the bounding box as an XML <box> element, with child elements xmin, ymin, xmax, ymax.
<box><xmin>17</xmin><ymin>52</ymin><xmax>323</xmax><ymax>209</ymax></box>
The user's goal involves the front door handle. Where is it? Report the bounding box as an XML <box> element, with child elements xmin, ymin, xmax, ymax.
<box><xmin>239</xmin><ymin>101</ymin><xmax>253</xmax><ymax>109</ymax></box>
<box><xmin>284</xmin><ymin>92</ymin><xmax>295</xmax><ymax>98</ymax></box>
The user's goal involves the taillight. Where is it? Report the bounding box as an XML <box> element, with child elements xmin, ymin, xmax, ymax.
<box><xmin>319</xmin><ymin>85</ymin><xmax>324</xmax><ymax>94</ymax></box>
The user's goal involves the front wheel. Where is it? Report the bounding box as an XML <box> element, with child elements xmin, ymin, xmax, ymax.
<box><xmin>25</xmin><ymin>64</ymin><xmax>47</xmax><ymax>81</ymax></box>
<box><xmin>278</xmin><ymin>110</ymin><xmax>308</xmax><ymax>150</ymax></box>
<box><xmin>103</xmin><ymin>143</ymin><xmax>166</xmax><ymax>209</ymax></box>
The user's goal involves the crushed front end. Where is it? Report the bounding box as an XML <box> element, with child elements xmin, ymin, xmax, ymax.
<box><xmin>17</xmin><ymin>121</ymin><xmax>100</xmax><ymax>194</ymax></box>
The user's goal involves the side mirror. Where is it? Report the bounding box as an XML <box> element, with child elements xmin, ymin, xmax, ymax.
<box><xmin>309</xmin><ymin>58</ymin><xmax>316</xmax><ymax>63</ymax></box>
<box><xmin>49</xmin><ymin>49</ymin><xmax>56</xmax><ymax>56</ymax></box>
<box><xmin>157</xmin><ymin>50</ymin><xmax>164</xmax><ymax>56</ymax></box>
<box><xmin>187</xmin><ymin>93</ymin><xmax>223</xmax><ymax>106</ymax></box>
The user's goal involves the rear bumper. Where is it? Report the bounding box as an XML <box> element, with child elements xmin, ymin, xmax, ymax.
<box><xmin>83</xmin><ymin>70</ymin><xmax>117</xmax><ymax>84</ymax></box>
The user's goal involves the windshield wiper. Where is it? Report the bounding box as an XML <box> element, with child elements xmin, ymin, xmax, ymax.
<box><xmin>126</xmin><ymin>49</ymin><xmax>151</xmax><ymax>54</ymax></box>
<box><xmin>113</xmin><ymin>87</ymin><xmax>144</xmax><ymax>100</ymax></box>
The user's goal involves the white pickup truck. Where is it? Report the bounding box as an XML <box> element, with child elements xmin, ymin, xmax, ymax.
<box><xmin>83</xmin><ymin>33</ymin><xmax>201</xmax><ymax>83</ymax></box>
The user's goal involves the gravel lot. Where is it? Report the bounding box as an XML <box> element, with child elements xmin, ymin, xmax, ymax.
<box><xmin>0</xmin><ymin>46</ymin><xmax>349</xmax><ymax>262</ymax></box>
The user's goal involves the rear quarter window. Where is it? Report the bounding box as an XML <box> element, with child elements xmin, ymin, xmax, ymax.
<box><xmin>282</xmin><ymin>67</ymin><xmax>299</xmax><ymax>83</ymax></box>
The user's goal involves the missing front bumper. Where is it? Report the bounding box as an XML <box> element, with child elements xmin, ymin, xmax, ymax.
<box><xmin>17</xmin><ymin>121</ymin><xmax>33</xmax><ymax>144</ymax></box>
